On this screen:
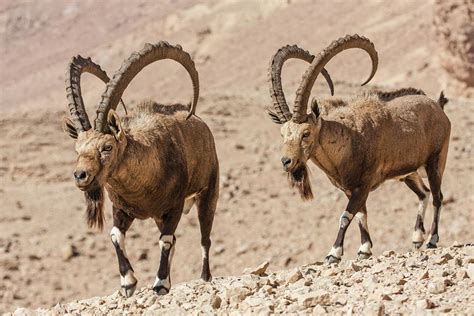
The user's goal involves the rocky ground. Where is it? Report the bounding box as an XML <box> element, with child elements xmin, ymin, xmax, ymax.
<box><xmin>7</xmin><ymin>244</ymin><xmax>474</xmax><ymax>315</ymax></box>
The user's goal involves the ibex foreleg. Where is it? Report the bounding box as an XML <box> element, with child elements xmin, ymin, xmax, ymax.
<box><xmin>110</xmin><ymin>208</ymin><xmax>137</xmax><ymax>297</ymax></box>
<box><xmin>326</xmin><ymin>188</ymin><xmax>369</xmax><ymax>264</ymax></box>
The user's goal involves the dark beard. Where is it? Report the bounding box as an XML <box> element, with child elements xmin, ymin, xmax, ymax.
<box><xmin>288</xmin><ymin>164</ymin><xmax>313</xmax><ymax>201</ymax></box>
<box><xmin>84</xmin><ymin>187</ymin><xmax>105</xmax><ymax>231</ymax></box>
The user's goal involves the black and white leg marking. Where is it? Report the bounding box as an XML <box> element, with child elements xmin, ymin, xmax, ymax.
<box><xmin>153</xmin><ymin>234</ymin><xmax>176</xmax><ymax>295</ymax></box>
<box><xmin>405</xmin><ymin>174</ymin><xmax>430</xmax><ymax>249</ymax></box>
<box><xmin>427</xmin><ymin>197</ymin><xmax>443</xmax><ymax>249</ymax></box>
<box><xmin>413</xmin><ymin>194</ymin><xmax>429</xmax><ymax>248</ymax></box>
<box><xmin>110</xmin><ymin>226</ymin><xmax>137</xmax><ymax>297</ymax></box>
<box><xmin>326</xmin><ymin>210</ymin><xmax>354</xmax><ymax>264</ymax></box>
<box><xmin>356</xmin><ymin>209</ymin><xmax>373</xmax><ymax>259</ymax></box>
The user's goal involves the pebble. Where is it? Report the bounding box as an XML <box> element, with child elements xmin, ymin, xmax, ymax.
<box><xmin>297</xmin><ymin>290</ymin><xmax>330</xmax><ymax>307</ymax></box>
<box><xmin>467</xmin><ymin>263</ymin><xmax>474</xmax><ymax>279</ymax></box>
<box><xmin>226</xmin><ymin>287</ymin><xmax>252</xmax><ymax>304</ymax></box>
<box><xmin>418</xmin><ymin>269</ymin><xmax>429</xmax><ymax>280</ymax></box>
<box><xmin>286</xmin><ymin>268</ymin><xmax>303</xmax><ymax>284</ymax></box>
<box><xmin>61</xmin><ymin>244</ymin><xmax>79</xmax><ymax>261</ymax></box>
<box><xmin>428</xmin><ymin>279</ymin><xmax>446</xmax><ymax>294</ymax></box>
<box><xmin>416</xmin><ymin>298</ymin><xmax>435</xmax><ymax>309</ymax></box>
<box><xmin>243</xmin><ymin>261</ymin><xmax>270</xmax><ymax>276</ymax></box>
<box><xmin>210</xmin><ymin>294</ymin><xmax>222</xmax><ymax>309</ymax></box>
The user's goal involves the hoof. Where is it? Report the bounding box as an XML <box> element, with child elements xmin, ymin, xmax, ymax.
<box><xmin>122</xmin><ymin>282</ymin><xmax>137</xmax><ymax>298</ymax></box>
<box><xmin>426</xmin><ymin>243</ymin><xmax>437</xmax><ymax>249</ymax></box>
<box><xmin>153</xmin><ymin>285</ymin><xmax>170</xmax><ymax>296</ymax></box>
<box><xmin>325</xmin><ymin>255</ymin><xmax>341</xmax><ymax>264</ymax></box>
<box><xmin>201</xmin><ymin>274</ymin><xmax>213</xmax><ymax>282</ymax></box>
<box><xmin>413</xmin><ymin>241</ymin><xmax>423</xmax><ymax>249</ymax></box>
<box><xmin>357</xmin><ymin>251</ymin><xmax>372</xmax><ymax>260</ymax></box>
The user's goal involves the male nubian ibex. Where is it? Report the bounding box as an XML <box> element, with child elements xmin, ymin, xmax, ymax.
<box><xmin>63</xmin><ymin>42</ymin><xmax>219</xmax><ymax>296</ymax></box>
<box><xmin>267</xmin><ymin>34</ymin><xmax>450</xmax><ymax>263</ymax></box>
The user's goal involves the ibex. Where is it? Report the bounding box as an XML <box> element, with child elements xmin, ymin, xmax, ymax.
<box><xmin>62</xmin><ymin>42</ymin><xmax>219</xmax><ymax>296</ymax></box>
<box><xmin>267</xmin><ymin>34</ymin><xmax>450</xmax><ymax>264</ymax></box>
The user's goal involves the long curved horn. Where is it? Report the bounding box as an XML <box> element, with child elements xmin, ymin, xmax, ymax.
<box><xmin>66</xmin><ymin>56</ymin><xmax>126</xmax><ymax>132</ymax></box>
<box><xmin>94</xmin><ymin>41</ymin><xmax>199</xmax><ymax>132</ymax></box>
<box><xmin>292</xmin><ymin>34</ymin><xmax>378</xmax><ymax>123</ymax></box>
<box><xmin>268</xmin><ymin>45</ymin><xmax>334</xmax><ymax>123</ymax></box>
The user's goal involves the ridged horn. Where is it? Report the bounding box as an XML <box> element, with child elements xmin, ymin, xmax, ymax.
<box><xmin>292</xmin><ymin>34</ymin><xmax>378</xmax><ymax>123</ymax></box>
<box><xmin>94</xmin><ymin>41</ymin><xmax>199</xmax><ymax>132</ymax></box>
<box><xmin>66</xmin><ymin>56</ymin><xmax>126</xmax><ymax>132</ymax></box>
<box><xmin>268</xmin><ymin>45</ymin><xmax>334</xmax><ymax>123</ymax></box>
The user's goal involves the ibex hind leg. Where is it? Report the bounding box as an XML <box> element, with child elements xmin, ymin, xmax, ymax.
<box><xmin>356</xmin><ymin>206</ymin><xmax>373</xmax><ymax>259</ymax></box>
<box><xmin>404</xmin><ymin>173</ymin><xmax>430</xmax><ymax>249</ymax></box>
<box><xmin>153</xmin><ymin>210</ymin><xmax>182</xmax><ymax>295</ymax></box>
<box><xmin>425</xmin><ymin>150</ymin><xmax>447</xmax><ymax>249</ymax></box>
<box><xmin>196</xmin><ymin>170</ymin><xmax>219</xmax><ymax>282</ymax></box>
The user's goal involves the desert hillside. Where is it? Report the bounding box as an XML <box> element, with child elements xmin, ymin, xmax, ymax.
<box><xmin>0</xmin><ymin>0</ymin><xmax>473</xmax><ymax>313</ymax></box>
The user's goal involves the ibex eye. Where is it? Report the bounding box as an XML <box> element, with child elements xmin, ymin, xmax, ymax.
<box><xmin>103</xmin><ymin>144</ymin><xmax>113</xmax><ymax>152</ymax></box>
<box><xmin>302</xmin><ymin>131</ymin><xmax>310</xmax><ymax>138</ymax></box>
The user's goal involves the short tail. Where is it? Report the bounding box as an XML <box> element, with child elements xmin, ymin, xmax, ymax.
<box><xmin>438</xmin><ymin>91</ymin><xmax>448</xmax><ymax>110</ymax></box>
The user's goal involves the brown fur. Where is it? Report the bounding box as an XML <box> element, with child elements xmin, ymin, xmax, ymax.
<box><xmin>279</xmin><ymin>91</ymin><xmax>450</xmax><ymax>199</ymax></box>
<box><xmin>67</xmin><ymin>100</ymin><xmax>219</xmax><ymax>223</ymax></box>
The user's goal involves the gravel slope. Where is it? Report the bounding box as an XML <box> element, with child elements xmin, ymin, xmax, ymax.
<box><xmin>7</xmin><ymin>245</ymin><xmax>473</xmax><ymax>315</ymax></box>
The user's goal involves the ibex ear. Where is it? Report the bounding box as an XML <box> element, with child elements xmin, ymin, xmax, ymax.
<box><xmin>107</xmin><ymin>110</ymin><xmax>124</xmax><ymax>141</ymax></box>
<box><xmin>310</xmin><ymin>97</ymin><xmax>321</xmax><ymax>118</ymax></box>
<box><xmin>62</xmin><ymin>117</ymin><xmax>78</xmax><ymax>139</ymax></box>
<box><xmin>266</xmin><ymin>107</ymin><xmax>283</xmax><ymax>124</ymax></box>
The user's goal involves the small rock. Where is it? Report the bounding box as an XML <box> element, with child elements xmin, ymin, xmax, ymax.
<box><xmin>297</xmin><ymin>290</ymin><xmax>330</xmax><ymax>307</ymax></box>
<box><xmin>381</xmin><ymin>294</ymin><xmax>392</xmax><ymax>301</ymax></box>
<box><xmin>210</xmin><ymin>294</ymin><xmax>222</xmax><ymax>309</ymax></box>
<box><xmin>226</xmin><ymin>287</ymin><xmax>251</xmax><ymax>304</ymax></box>
<box><xmin>235</xmin><ymin>143</ymin><xmax>245</xmax><ymax>150</ymax></box>
<box><xmin>286</xmin><ymin>268</ymin><xmax>303</xmax><ymax>284</ymax></box>
<box><xmin>313</xmin><ymin>304</ymin><xmax>327</xmax><ymax>314</ymax></box>
<box><xmin>214</xmin><ymin>245</ymin><xmax>225</xmax><ymax>255</ymax></box>
<box><xmin>451</xmin><ymin>240</ymin><xmax>462</xmax><ymax>247</ymax></box>
<box><xmin>62</xmin><ymin>244</ymin><xmax>79</xmax><ymax>261</ymax></box>
<box><xmin>383</xmin><ymin>250</ymin><xmax>395</xmax><ymax>257</ymax></box>
<box><xmin>416</xmin><ymin>298</ymin><xmax>435</xmax><ymax>309</ymax></box>
<box><xmin>243</xmin><ymin>261</ymin><xmax>269</xmax><ymax>276</ymax></box>
<box><xmin>467</xmin><ymin>263</ymin><xmax>474</xmax><ymax>279</ymax></box>
<box><xmin>397</xmin><ymin>277</ymin><xmax>407</xmax><ymax>285</ymax></box>
<box><xmin>418</xmin><ymin>270</ymin><xmax>429</xmax><ymax>280</ymax></box>
<box><xmin>372</xmin><ymin>262</ymin><xmax>389</xmax><ymax>274</ymax></box>
<box><xmin>428</xmin><ymin>279</ymin><xmax>446</xmax><ymax>294</ymax></box>
<box><xmin>350</xmin><ymin>262</ymin><xmax>362</xmax><ymax>272</ymax></box>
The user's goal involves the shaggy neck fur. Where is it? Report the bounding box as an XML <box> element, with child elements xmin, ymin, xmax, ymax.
<box><xmin>85</xmin><ymin>187</ymin><xmax>105</xmax><ymax>230</ymax></box>
<box><xmin>288</xmin><ymin>163</ymin><xmax>313</xmax><ymax>200</ymax></box>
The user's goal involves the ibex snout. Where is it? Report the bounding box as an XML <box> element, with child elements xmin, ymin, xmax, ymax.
<box><xmin>281</xmin><ymin>156</ymin><xmax>297</xmax><ymax>172</ymax></box>
<box><xmin>74</xmin><ymin>169</ymin><xmax>92</xmax><ymax>188</ymax></box>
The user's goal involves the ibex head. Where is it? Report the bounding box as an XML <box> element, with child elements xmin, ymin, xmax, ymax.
<box><xmin>64</xmin><ymin>110</ymin><xmax>126</xmax><ymax>191</ymax></box>
<box><xmin>63</xmin><ymin>42</ymin><xmax>200</xmax><ymax>229</ymax></box>
<box><xmin>267</xmin><ymin>35</ymin><xmax>378</xmax><ymax>200</ymax></box>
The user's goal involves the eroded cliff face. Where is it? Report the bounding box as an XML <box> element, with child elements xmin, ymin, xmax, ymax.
<box><xmin>433</xmin><ymin>0</ymin><xmax>474</xmax><ymax>97</ymax></box>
